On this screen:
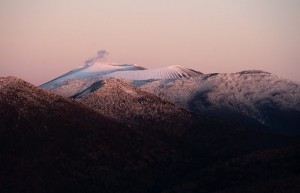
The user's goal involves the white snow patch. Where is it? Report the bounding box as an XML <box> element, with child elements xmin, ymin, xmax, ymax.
<box><xmin>103</xmin><ymin>65</ymin><xmax>196</xmax><ymax>80</ymax></box>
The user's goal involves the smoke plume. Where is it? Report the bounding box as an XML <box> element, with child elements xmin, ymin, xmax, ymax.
<box><xmin>85</xmin><ymin>49</ymin><xmax>109</xmax><ymax>65</ymax></box>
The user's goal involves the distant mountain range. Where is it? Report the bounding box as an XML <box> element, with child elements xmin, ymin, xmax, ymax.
<box><xmin>42</xmin><ymin>62</ymin><xmax>300</xmax><ymax>136</ymax></box>
<box><xmin>1</xmin><ymin>61</ymin><xmax>299</xmax><ymax>193</ymax></box>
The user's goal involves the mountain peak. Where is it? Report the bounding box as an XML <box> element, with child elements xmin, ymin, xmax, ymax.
<box><xmin>0</xmin><ymin>76</ymin><xmax>23</xmax><ymax>83</ymax></box>
<box><xmin>72</xmin><ymin>78</ymin><xmax>193</xmax><ymax>128</ymax></box>
<box><xmin>0</xmin><ymin>76</ymin><xmax>36</xmax><ymax>91</ymax></box>
<box><xmin>41</xmin><ymin>62</ymin><xmax>202</xmax><ymax>90</ymax></box>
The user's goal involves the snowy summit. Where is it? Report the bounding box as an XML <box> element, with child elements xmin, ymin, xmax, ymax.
<box><xmin>41</xmin><ymin>62</ymin><xmax>202</xmax><ymax>89</ymax></box>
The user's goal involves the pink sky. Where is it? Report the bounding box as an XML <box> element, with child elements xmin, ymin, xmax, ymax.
<box><xmin>0</xmin><ymin>0</ymin><xmax>299</xmax><ymax>85</ymax></box>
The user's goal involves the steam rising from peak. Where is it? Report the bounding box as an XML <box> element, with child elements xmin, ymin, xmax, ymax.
<box><xmin>85</xmin><ymin>49</ymin><xmax>109</xmax><ymax>65</ymax></box>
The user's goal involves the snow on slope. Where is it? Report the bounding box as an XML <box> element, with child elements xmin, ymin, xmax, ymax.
<box><xmin>73</xmin><ymin>78</ymin><xmax>193</xmax><ymax>129</ymax></box>
<box><xmin>41</xmin><ymin>62</ymin><xmax>144</xmax><ymax>89</ymax></box>
<box><xmin>139</xmin><ymin>71</ymin><xmax>300</xmax><ymax>135</ymax></box>
<box><xmin>103</xmin><ymin>65</ymin><xmax>202</xmax><ymax>80</ymax></box>
<box><xmin>41</xmin><ymin>62</ymin><xmax>201</xmax><ymax>89</ymax></box>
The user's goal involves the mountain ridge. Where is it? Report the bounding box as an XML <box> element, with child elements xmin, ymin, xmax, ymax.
<box><xmin>140</xmin><ymin>71</ymin><xmax>300</xmax><ymax>135</ymax></box>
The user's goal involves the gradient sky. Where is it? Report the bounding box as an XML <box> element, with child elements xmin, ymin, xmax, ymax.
<box><xmin>1</xmin><ymin>0</ymin><xmax>299</xmax><ymax>85</ymax></box>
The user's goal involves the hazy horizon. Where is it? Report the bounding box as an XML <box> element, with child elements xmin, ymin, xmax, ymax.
<box><xmin>1</xmin><ymin>0</ymin><xmax>299</xmax><ymax>85</ymax></box>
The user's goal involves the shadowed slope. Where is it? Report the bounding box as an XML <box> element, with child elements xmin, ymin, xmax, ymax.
<box><xmin>163</xmin><ymin>142</ymin><xmax>300</xmax><ymax>193</ymax></box>
<box><xmin>0</xmin><ymin>76</ymin><xmax>181</xmax><ymax>193</ymax></box>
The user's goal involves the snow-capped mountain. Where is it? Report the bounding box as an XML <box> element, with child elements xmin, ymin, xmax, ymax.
<box><xmin>41</xmin><ymin>62</ymin><xmax>202</xmax><ymax>89</ymax></box>
<box><xmin>140</xmin><ymin>70</ymin><xmax>300</xmax><ymax>135</ymax></box>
